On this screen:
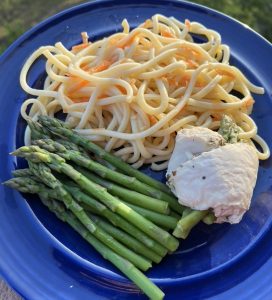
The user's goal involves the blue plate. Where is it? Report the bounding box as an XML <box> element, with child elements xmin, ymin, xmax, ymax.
<box><xmin>0</xmin><ymin>0</ymin><xmax>272</xmax><ymax>299</ymax></box>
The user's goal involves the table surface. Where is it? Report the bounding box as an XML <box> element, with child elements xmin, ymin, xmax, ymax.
<box><xmin>0</xmin><ymin>280</ymin><xmax>21</xmax><ymax>300</ymax></box>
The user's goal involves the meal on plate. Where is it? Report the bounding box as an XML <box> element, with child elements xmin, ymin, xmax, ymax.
<box><xmin>4</xmin><ymin>14</ymin><xmax>270</xmax><ymax>299</ymax></box>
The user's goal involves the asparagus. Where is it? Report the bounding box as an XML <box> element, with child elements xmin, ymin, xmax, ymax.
<box><xmin>28</xmin><ymin>162</ymin><xmax>153</xmax><ymax>271</ymax></box>
<box><xmin>94</xmin><ymin>155</ymin><xmax>118</xmax><ymax>171</ymax></box>
<box><xmin>39</xmin><ymin>197</ymin><xmax>165</xmax><ymax>300</ymax></box>
<box><xmin>12</xmin><ymin>146</ymin><xmax>179</xmax><ymax>252</ymax></box>
<box><xmin>8</xmin><ymin>172</ymin><xmax>164</xmax><ymax>261</ymax></box>
<box><xmin>218</xmin><ymin>115</ymin><xmax>240</xmax><ymax>143</ymax></box>
<box><xmin>119</xmin><ymin>200</ymin><xmax>178</xmax><ymax>230</ymax></box>
<box><xmin>89</xmin><ymin>214</ymin><xmax>163</xmax><ymax>263</ymax></box>
<box><xmin>182</xmin><ymin>208</ymin><xmax>192</xmax><ymax>218</ymax></box>
<box><xmin>202</xmin><ymin>212</ymin><xmax>216</xmax><ymax>225</ymax></box>
<box><xmin>33</xmin><ymin>138</ymin><xmax>183</xmax><ymax>214</ymax></box>
<box><xmin>12</xmin><ymin>168</ymin><xmax>33</xmax><ymax>177</ymax></box>
<box><xmin>4</xmin><ymin>174</ymin><xmax>152</xmax><ymax>271</ymax></box>
<box><xmin>64</xmin><ymin>184</ymin><xmax>167</xmax><ymax>258</ymax></box>
<box><xmin>38</xmin><ymin>116</ymin><xmax>172</xmax><ymax>195</ymax></box>
<box><xmin>169</xmin><ymin>210</ymin><xmax>182</xmax><ymax>219</ymax></box>
<box><xmin>56</xmin><ymin>139</ymin><xmax>90</xmax><ymax>158</ymax></box>
<box><xmin>73</xmin><ymin>165</ymin><xmax>169</xmax><ymax>215</ymax></box>
<box><xmin>27</xmin><ymin>119</ymin><xmax>51</xmax><ymax>140</ymax></box>
<box><xmin>173</xmin><ymin>210</ymin><xmax>209</xmax><ymax>239</ymax></box>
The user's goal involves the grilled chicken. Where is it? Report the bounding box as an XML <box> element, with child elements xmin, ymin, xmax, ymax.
<box><xmin>167</xmin><ymin>127</ymin><xmax>259</xmax><ymax>224</ymax></box>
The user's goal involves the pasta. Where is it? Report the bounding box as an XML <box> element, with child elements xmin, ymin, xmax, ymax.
<box><xmin>20</xmin><ymin>14</ymin><xmax>270</xmax><ymax>170</ymax></box>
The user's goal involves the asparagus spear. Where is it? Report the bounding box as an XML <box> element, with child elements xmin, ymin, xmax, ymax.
<box><xmin>202</xmin><ymin>212</ymin><xmax>216</xmax><ymax>225</ymax></box>
<box><xmin>63</xmin><ymin>184</ymin><xmax>168</xmax><ymax>258</ymax></box>
<box><xmin>12</xmin><ymin>146</ymin><xmax>179</xmax><ymax>252</ymax></box>
<box><xmin>37</xmin><ymin>116</ymin><xmax>172</xmax><ymax>195</ymax></box>
<box><xmin>27</xmin><ymin>119</ymin><xmax>51</xmax><ymax>140</ymax></box>
<box><xmin>9</xmin><ymin>171</ymin><xmax>165</xmax><ymax>261</ymax></box>
<box><xmin>182</xmin><ymin>208</ymin><xmax>192</xmax><ymax>218</ymax></box>
<box><xmin>12</xmin><ymin>168</ymin><xmax>33</xmax><ymax>177</ymax></box>
<box><xmin>94</xmin><ymin>155</ymin><xmax>117</xmax><ymax>171</ymax></box>
<box><xmin>119</xmin><ymin>200</ymin><xmax>178</xmax><ymax>230</ymax></box>
<box><xmin>73</xmin><ymin>165</ymin><xmax>169</xmax><ymax>215</ymax></box>
<box><xmin>218</xmin><ymin>115</ymin><xmax>241</xmax><ymax>143</ymax></box>
<box><xmin>39</xmin><ymin>197</ymin><xmax>165</xmax><ymax>300</ymax></box>
<box><xmin>33</xmin><ymin>138</ymin><xmax>183</xmax><ymax>214</ymax></box>
<box><xmin>169</xmin><ymin>210</ymin><xmax>182</xmax><ymax>219</ymax></box>
<box><xmin>89</xmin><ymin>214</ymin><xmax>163</xmax><ymax>263</ymax></box>
<box><xmin>173</xmin><ymin>210</ymin><xmax>209</xmax><ymax>239</ymax></box>
<box><xmin>18</xmin><ymin>162</ymin><xmax>151</xmax><ymax>271</ymax></box>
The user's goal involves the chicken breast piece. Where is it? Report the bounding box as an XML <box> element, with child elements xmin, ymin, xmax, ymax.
<box><xmin>169</xmin><ymin>143</ymin><xmax>259</xmax><ymax>224</ymax></box>
<box><xmin>167</xmin><ymin>127</ymin><xmax>225</xmax><ymax>190</ymax></box>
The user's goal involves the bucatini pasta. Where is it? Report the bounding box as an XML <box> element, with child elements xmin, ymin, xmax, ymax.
<box><xmin>20</xmin><ymin>14</ymin><xmax>270</xmax><ymax>170</ymax></box>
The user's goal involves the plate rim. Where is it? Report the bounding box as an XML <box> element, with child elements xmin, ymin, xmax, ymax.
<box><xmin>0</xmin><ymin>0</ymin><xmax>272</xmax><ymax>299</ymax></box>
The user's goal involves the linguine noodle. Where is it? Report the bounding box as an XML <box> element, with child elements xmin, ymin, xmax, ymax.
<box><xmin>20</xmin><ymin>14</ymin><xmax>270</xmax><ymax>170</ymax></box>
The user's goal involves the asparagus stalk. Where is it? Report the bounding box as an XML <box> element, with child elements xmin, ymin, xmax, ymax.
<box><xmin>39</xmin><ymin>196</ymin><xmax>165</xmax><ymax>300</ymax></box>
<box><xmin>37</xmin><ymin>116</ymin><xmax>171</xmax><ymax>195</ymax></box>
<box><xmin>218</xmin><ymin>115</ymin><xmax>240</xmax><ymax>143</ymax></box>
<box><xmin>9</xmin><ymin>172</ymin><xmax>165</xmax><ymax>261</ymax></box>
<box><xmin>173</xmin><ymin>210</ymin><xmax>209</xmax><ymax>239</ymax></box>
<box><xmin>12</xmin><ymin>168</ymin><xmax>33</xmax><ymax>177</ymax></box>
<box><xmin>89</xmin><ymin>214</ymin><xmax>163</xmax><ymax>263</ymax></box>
<box><xmin>28</xmin><ymin>162</ymin><xmax>153</xmax><ymax>270</ymax></box>
<box><xmin>4</xmin><ymin>174</ymin><xmax>152</xmax><ymax>271</ymax></box>
<box><xmin>169</xmin><ymin>210</ymin><xmax>182</xmax><ymax>219</ymax></box>
<box><xmin>12</xmin><ymin>146</ymin><xmax>179</xmax><ymax>252</ymax></box>
<box><xmin>27</xmin><ymin>119</ymin><xmax>51</xmax><ymax>140</ymax></box>
<box><xmin>33</xmin><ymin>138</ymin><xmax>183</xmax><ymax>214</ymax></box>
<box><xmin>73</xmin><ymin>165</ymin><xmax>169</xmax><ymax>215</ymax></box>
<box><xmin>94</xmin><ymin>155</ymin><xmax>118</xmax><ymax>171</ymax></box>
<box><xmin>64</xmin><ymin>184</ymin><xmax>167</xmax><ymax>258</ymax></box>
<box><xmin>119</xmin><ymin>200</ymin><xmax>178</xmax><ymax>230</ymax></box>
<box><xmin>202</xmin><ymin>212</ymin><xmax>216</xmax><ymax>225</ymax></box>
<box><xmin>182</xmin><ymin>208</ymin><xmax>192</xmax><ymax>218</ymax></box>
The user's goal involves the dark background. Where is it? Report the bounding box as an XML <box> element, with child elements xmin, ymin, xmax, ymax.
<box><xmin>0</xmin><ymin>0</ymin><xmax>271</xmax><ymax>54</ymax></box>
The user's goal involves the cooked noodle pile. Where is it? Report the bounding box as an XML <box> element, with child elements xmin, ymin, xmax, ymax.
<box><xmin>20</xmin><ymin>14</ymin><xmax>270</xmax><ymax>170</ymax></box>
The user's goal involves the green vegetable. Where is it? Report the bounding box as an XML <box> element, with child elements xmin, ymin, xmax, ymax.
<box><xmin>39</xmin><ymin>196</ymin><xmax>165</xmax><ymax>300</ymax></box>
<box><xmin>37</xmin><ymin>116</ymin><xmax>172</xmax><ymax>194</ymax></box>
<box><xmin>4</xmin><ymin>174</ymin><xmax>152</xmax><ymax>272</ymax></box>
<box><xmin>89</xmin><ymin>214</ymin><xmax>163</xmax><ymax>263</ymax></box>
<box><xmin>119</xmin><ymin>200</ymin><xmax>178</xmax><ymax>230</ymax></box>
<box><xmin>73</xmin><ymin>164</ymin><xmax>170</xmax><ymax>215</ymax></box>
<box><xmin>12</xmin><ymin>146</ymin><xmax>179</xmax><ymax>252</ymax></box>
<box><xmin>218</xmin><ymin>115</ymin><xmax>241</xmax><ymax>143</ymax></box>
<box><xmin>173</xmin><ymin>210</ymin><xmax>209</xmax><ymax>239</ymax></box>
<box><xmin>202</xmin><ymin>212</ymin><xmax>216</xmax><ymax>225</ymax></box>
<box><xmin>64</xmin><ymin>183</ymin><xmax>167</xmax><ymax>259</ymax></box>
<box><xmin>32</xmin><ymin>137</ymin><xmax>183</xmax><ymax>214</ymax></box>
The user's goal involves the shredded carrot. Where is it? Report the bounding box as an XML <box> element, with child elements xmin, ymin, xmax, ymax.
<box><xmin>70</xmin><ymin>97</ymin><xmax>90</xmax><ymax>103</ymax></box>
<box><xmin>215</xmin><ymin>69</ymin><xmax>235</xmax><ymax>79</ymax></box>
<box><xmin>87</xmin><ymin>60</ymin><xmax>112</xmax><ymax>73</ymax></box>
<box><xmin>66</xmin><ymin>77</ymin><xmax>90</xmax><ymax>98</ymax></box>
<box><xmin>161</xmin><ymin>30</ymin><xmax>175</xmax><ymax>38</ymax></box>
<box><xmin>112</xmin><ymin>34</ymin><xmax>136</xmax><ymax>49</ymax></box>
<box><xmin>117</xmin><ymin>85</ymin><xmax>126</xmax><ymax>94</ymax></box>
<box><xmin>180</xmin><ymin>75</ymin><xmax>191</xmax><ymax>87</ymax></box>
<box><xmin>148</xmin><ymin>115</ymin><xmax>157</xmax><ymax>125</ymax></box>
<box><xmin>187</xmin><ymin>59</ymin><xmax>199</xmax><ymax>68</ymax></box>
<box><xmin>243</xmin><ymin>97</ymin><xmax>255</xmax><ymax>109</ymax></box>
<box><xmin>140</xmin><ymin>19</ymin><xmax>153</xmax><ymax>29</ymax></box>
<box><xmin>185</xmin><ymin>19</ymin><xmax>191</xmax><ymax>30</ymax></box>
<box><xmin>212</xmin><ymin>113</ymin><xmax>222</xmax><ymax>121</ymax></box>
<box><xmin>119</xmin><ymin>37</ymin><xmax>136</xmax><ymax>49</ymax></box>
<box><xmin>98</xmin><ymin>93</ymin><xmax>108</xmax><ymax>99</ymax></box>
<box><xmin>71</xmin><ymin>43</ymin><xmax>89</xmax><ymax>53</ymax></box>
